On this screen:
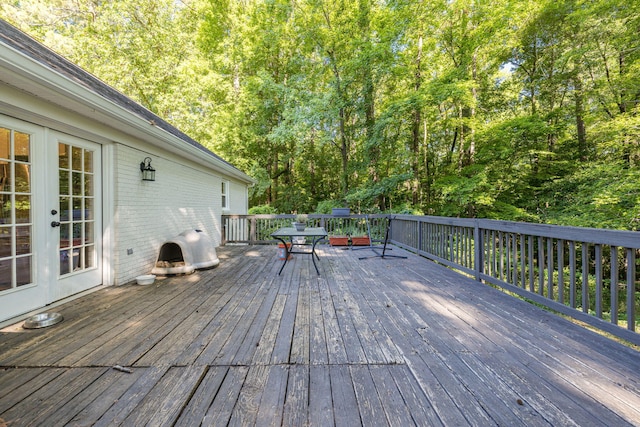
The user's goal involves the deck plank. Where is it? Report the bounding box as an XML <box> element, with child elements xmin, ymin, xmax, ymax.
<box><xmin>390</xmin><ymin>363</ymin><xmax>444</xmax><ymax>427</ymax></box>
<box><xmin>252</xmin><ymin>294</ymin><xmax>288</xmax><ymax>365</ymax></box>
<box><xmin>67</xmin><ymin>367</ymin><xmax>144</xmax><ymax>426</ymax></box>
<box><xmin>174</xmin><ymin>366</ymin><xmax>228</xmax><ymax>426</ymax></box>
<box><xmin>1</xmin><ymin>244</ymin><xmax>639</xmax><ymax>426</ymax></box>
<box><xmin>282</xmin><ymin>364</ymin><xmax>309</xmax><ymax>426</ymax></box>
<box><xmin>319</xmin><ymin>266</ymin><xmax>349</xmax><ymax>365</ymax></box>
<box><xmin>228</xmin><ymin>364</ymin><xmax>271</xmax><ymax>426</ymax></box>
<box><xmin>1</xmin><ymin>368</ymin><xmax>102</xmax><ymax>426</ymax></box>
<box><xmin>123</xmin><ymin>366</ymin><xmax>206</xmax><ymax>426</ymax></box>
<box><xmin>290</xmin><ymin>279</ymin><xmax>311</xmax><ymax>364</ymax></box>
<box><xmin>309</xmin><ymin>364</ymin><xmax>335</xmax><ymax>426</ymax></box>
<box><xmin>271</xmin><ymin>269</ymin><xmax>301</xmax><ymax>364</ymax></box>
<box><xmin>327</xmin><ymin>260</ymin><xmax>368</xmax><ymax>364</ymax></box>
<box><xmin>405</xmin><ymin>260</ymin><xmax>640</xmax><ymax>424</ymax></box>
<box><xmin>0</xmin><ymin>367</ymin><xmax>48</xmax><ymax>401</ymax></box>
<box><xmin>255</xmin><ymin>364</ymin><xmax>288</xmax><ymax>426</ymax></box>
<box><xmin>309</xmin><ymin>279</ymin><xmax>330</xmax><ymax>365</ymax></box>
<box><xmin>91</xmin><ymin>366</ymin><xmax>168</xmax><ymax>427</ymax></box>
<box><xmin>201</xmin><ymin>366</ymin><xmax>249</xmax><ymax>426</ymax></box>
<box><xmin>350</xmin><ymin>365</ymin><xmax>388</xmax><ymax>425</ymax></box>
<box><xmin>330</xmin><ymin>364</ymin><xmax>362</xmax><ymax>427</ymax></box>
<box><xmin>0</xmin><ymin>368</ymin><xmax>67</xmax><ymax>415</ymax></box>
<box><xmin>369</xmin><ymin>364</ymin><xmax>417</xmax><ymax>426</ymax></box>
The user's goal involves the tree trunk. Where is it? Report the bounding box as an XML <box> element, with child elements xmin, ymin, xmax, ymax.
<box><xmin>574</xmin><ymin>77</ymin><xmax>587</xmax><ymax>162</ymax></box>
<box><xmin>411</xmin><ymin>34</ymin><xmax>423</xmax><ymax>207</ymax></box>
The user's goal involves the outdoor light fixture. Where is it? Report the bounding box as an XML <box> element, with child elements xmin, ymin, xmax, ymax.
<box><xmin>140</xmin><ymin>157</ymin><xmax>156</xmax><ymax>181</ymax></box>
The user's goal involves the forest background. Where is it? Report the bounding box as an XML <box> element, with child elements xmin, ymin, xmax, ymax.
<box><xmin>2</xmin><ymin>0</ymin><xmax>640</xmax><ymax>229</ymax></box>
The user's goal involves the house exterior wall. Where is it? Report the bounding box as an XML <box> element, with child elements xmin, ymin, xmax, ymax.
<box><xmin>0</xmin><ymin>85</ymin><xmax>250</xmax><ymax>294</ymax></box>
<box><xmin>227</xmin><ymin>179</ymin><xmax>249</xmax><ymax>215</ymax></box>
<box><xmin>112</xmin><ymin>144</ymin><xmax>248</xmax><ymax>285</ymax></box>
<box><xmin>0</xmin><ymin>24</ymin><xmax>253</xmax><ymax>324</ymax></box>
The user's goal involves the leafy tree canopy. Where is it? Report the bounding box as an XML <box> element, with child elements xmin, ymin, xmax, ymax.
<box><xmin>2</xmin><ymin>0</ymin><xmax>639</xmax><ymax>229</ymax></box>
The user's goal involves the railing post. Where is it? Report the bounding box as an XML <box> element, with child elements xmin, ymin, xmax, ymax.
<box><xmin>222</xmin><ymin>216</ymin><xmax>227</xmax><ymax>245</ymax></box>
<box><xmin>474</xmin><ymin>220</ymin><xmax>483</xmax><ymax>282</ymax></box>
<box><xmin>250</xmin><ymin>216</ymin><xmax>257</xmax><ymax>244</ymax></box>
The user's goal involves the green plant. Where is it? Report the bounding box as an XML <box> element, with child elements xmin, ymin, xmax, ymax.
<box><xmin>248</xmin><ymin>204</ymin><xmax>278</xmax><ymax>214</ymax></box>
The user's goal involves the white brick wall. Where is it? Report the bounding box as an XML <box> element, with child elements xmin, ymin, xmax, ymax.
<box><xmin>112</xmin><ymin>145</ymin><xmax>244</xmax><ymax>285</ymax></box>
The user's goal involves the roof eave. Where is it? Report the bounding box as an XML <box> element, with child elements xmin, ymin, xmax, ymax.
<box><xmin>0</xmin><ymin>41</ymin><xmax>254</xmax><ymax>185</ymax></box>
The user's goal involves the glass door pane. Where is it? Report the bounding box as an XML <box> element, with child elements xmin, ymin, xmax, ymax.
<box><xmin>58</xmin><ymin>143</ymin><xmax>95</xmax><ymax>276</ymax></box>
<box><xmin>0</xmin><ymin>127</ymin><xmax>33</xmax><ymax>291</ymax></box>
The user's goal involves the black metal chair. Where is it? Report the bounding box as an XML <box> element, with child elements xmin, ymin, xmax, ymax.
<box><xmin>358</xmin><ymin>215</ymin><xmax>407</xmax><ymax>260</ymax></box>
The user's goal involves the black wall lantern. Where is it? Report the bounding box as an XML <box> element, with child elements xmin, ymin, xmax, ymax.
<box><xmin>140</xmin><ymin>157</ymin><xmax>156</xmax><ymax>181</ymax></box>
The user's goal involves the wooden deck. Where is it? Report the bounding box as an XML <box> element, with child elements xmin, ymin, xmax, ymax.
<box><xmin>1</xmin><ymin>244</ymin><xmax>639</xmax><ymax>426</ymax></box>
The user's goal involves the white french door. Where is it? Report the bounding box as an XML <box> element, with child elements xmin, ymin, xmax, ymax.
<box><xmin>0</xmin><ymin>116</ymin><xmax>102</xmax><ymax>322</ymax></box>
<box><xmin>49</xmin><ymin>131</ymin><xmax>102</xmax><ymax>302</ymax></box>
<box><xmin>0</xmin><ymin>117</ymin><xmax>43</xmax><ymax>320</ymax></box>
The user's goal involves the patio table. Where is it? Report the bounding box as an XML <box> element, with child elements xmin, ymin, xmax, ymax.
<box><xmin>271</xmin><ymin>227</ymin><xmax>328</xmax><ymax>275</ymax></box>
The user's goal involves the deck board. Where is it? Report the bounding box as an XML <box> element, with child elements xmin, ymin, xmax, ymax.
<box><xmin>1</xmin><ymin>244</ymin><xmax>640</xmax><ymax>426</ymax></box>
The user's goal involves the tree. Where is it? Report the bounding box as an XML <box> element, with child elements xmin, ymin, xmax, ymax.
<box><xmin>4</xmin><ymin>0</ymin><xmax>639</xmax><ymax>228</ymax></box>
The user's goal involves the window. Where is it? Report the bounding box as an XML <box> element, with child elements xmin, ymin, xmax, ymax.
<box><xmin>221</xmin><ymin>181</ymin><xmax>229</xmax><ymax>210</ymax></box>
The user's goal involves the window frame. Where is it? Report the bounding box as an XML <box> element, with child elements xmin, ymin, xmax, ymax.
<box><xmin>221</xmin><ymin>180</ymin><xmax>229</xmax><ymax>211</ymax></box>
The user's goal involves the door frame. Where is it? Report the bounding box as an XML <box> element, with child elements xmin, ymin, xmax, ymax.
<box><xmin>0</xmin><ymin>115</ymin><xmax>46</xmax><ymax>320</ymax></box>
<box><xmin>0</xmin><ymin>115</ymin><xmax>111</xmax><ymax>324</ymax></box>
<box><xmin>47</xmin><ymin>130</ymin><xmax>103</xmax><ymax>303</ymax></box>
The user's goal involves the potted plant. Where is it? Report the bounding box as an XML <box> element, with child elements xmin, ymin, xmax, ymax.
<box><xmin>351</xmin><ymin>236</ymin><xmax>371</xmax><ymax>246</ymax></box>
<box><xmin>329</xmin><ymin>227</ymin><xmax>349</xmax><ymax>246</ymax></box>
<box><xmin>292</xmin><ymin>214</ymin><xmax>308</xmax><ymax>231</ymax></box>
<box><xmin>350</xmin><ymin>217</ymin><xmax>370</xmax><ymax>245</ymax></box>
<box><xmin>329</xmin><ymin>235</ymin><xmax>350</xmax><ymax>246</ymax></box>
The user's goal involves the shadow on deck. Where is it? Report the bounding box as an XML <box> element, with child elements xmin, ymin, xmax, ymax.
<box><xmin>1</xmin><ymin>244</ymin><xmax>639</xmax><ymax>426</ymax></box>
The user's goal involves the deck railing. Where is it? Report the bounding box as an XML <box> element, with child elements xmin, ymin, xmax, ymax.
<box><xmin>222</xmin><ymin>214</ymin><xmax>640</xmax><ymax>345</ymax></box>
<box><xmin>222</xmin><ymin>214</ymin><xmax>391</xmax><ymax>245</ymax></box>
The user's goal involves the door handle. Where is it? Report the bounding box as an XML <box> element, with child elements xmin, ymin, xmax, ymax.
<box><xmin>51</xmin><ymin>221</ymin><xmax>61</xmax><ymax>228</ymax></box>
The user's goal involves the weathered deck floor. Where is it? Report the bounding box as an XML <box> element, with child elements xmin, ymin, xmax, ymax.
<box><xmin>1</xmin><ymin>244</ymin><xmax>639</xmax><ymax>426</ymax></box>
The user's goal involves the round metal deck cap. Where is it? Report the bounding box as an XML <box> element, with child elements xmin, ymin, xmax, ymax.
<box><xmin>22</xmin><ymin>312</ymin><xmax>63</xmax><ymax>329</ymax></box>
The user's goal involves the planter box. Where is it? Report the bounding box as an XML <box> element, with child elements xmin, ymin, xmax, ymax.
<box><xmin>332</xmin><ymin>208</ymin><xmax>351</xmax><ymax>217</ymax></box>
<box><xmin>329</xmin><ymin>236</ymin><xmax>350</xmax><ymax>246</ymax></box>
<box><xmin>351</xmin><ymin>236</ymin><xmax>371</xmax><ymax>246</ymax></box>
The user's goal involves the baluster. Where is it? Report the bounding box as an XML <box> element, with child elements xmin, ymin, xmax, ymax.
<box><xmin>611</xmin><ymin>246</ymin><xmax>618</xmax><ymax>325</ymax></box>
<box><xmin>538</xmin><ymin>236</ymin><xmax>544</xmax><ymax>296</ymax></box>
<box><xmin>582</xmin><ymin>243</ymin><xmax>590</xmax><ymax>314</ymax></box>
<box><xmin>626</xmin><ymin>248</ymin><xmax>636</xmax><ymax>332</ymax></box>
<box><xmin>557</xmin><ymin>239</ymin><xmax>565</xmax><ymax>305</ymax></box>
<box><xmin>547</xmin><ymin>238</ymin><xmax>553</xmax><ymax>300</ymax></box>
<box><xmin>595</xmin><ymin>244</ymin><xmax>602</xmax><ymax>318</ymax></box>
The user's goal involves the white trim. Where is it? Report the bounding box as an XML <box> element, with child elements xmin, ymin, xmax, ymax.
<box><xmin>0</xmin><ymin>284</ymin><xmax>106</xmax><ymax>330</ymax></box>
<box><xmin>101</xmin><ymin>142</ymin><xmax>116</xmax><ymax>287</ymax></box>
<box><xmin>221</xmin><ymin>180</ymin><xmax>230</xmax><ymax>211</ymax></box>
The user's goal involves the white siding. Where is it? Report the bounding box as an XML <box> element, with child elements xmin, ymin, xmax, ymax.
<box><xmin>112</xmin><ymin>145</ymin><xmax>245</xmax><ymax>285</ymax></box>
<box><xmin>228</xmin><ymin>180</ymin><xmax>249</xmax><ymax>214</ymax></box>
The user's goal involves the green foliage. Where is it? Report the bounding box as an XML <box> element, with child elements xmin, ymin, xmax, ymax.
<box><xmin>345</xmin><ymin>173</ymin><xmax>413</xmax><ymax>213</ymax></box>
<box><xmin>539</xmin><ymin>163</ymin><xmax>640</xmax><ymax>230</ymax></box>
<box><xmin>248</xmin><ymin>204</ymin><xmax>278</xmax><ymax>215</ymax></box>
<box><xmin>315</xmin><ymin>200</ymin><xmax>346</xmax><ymax>215</ymax></box>
<box><xmin>4</xmin><ymin>0</ymin><xmax>640</xmax><ymax>229</ymax></box>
